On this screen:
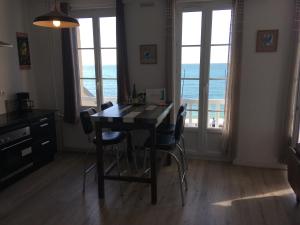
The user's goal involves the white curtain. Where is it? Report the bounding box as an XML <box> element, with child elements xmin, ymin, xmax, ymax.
<box><xmin>221</xmin><ymin>0</ymin><xmax>244</xmax><ymax>159</ymax></box>
<box><xmin>285</xmin><ymin>0</ymin><xmax>300</xmax><ymax>154</ymax></box>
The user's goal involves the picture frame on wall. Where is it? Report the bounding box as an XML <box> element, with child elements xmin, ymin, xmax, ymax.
<box><xmin>16</xmin><ymin>32</ymin><xmax>31</xmax><ymax>69</ymax></box>
<box><xmin>256</xmin><ymin>29</ymin><xmax>279</xmax><ymax>52</ymax></box>
<box><xmin>140</xmin><ymin>44</ymin><xmax>157</xmax><ymax>64</ymax></box>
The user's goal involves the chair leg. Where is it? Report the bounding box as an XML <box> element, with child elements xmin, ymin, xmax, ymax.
<box><xmin>172</xmin><ymin>153</ymin><xmax>185</xmax><ymax>206</ymax></box>
<box><xmin>181</xmin><ymin>135</ymin><xmax>188</xmax><ymax>171</ymax></box>
<box><xmin>115</xmin><ymin>144</ymin><xmax>124</xmax><ymax>196</ymax></box>
<box><xmin>82</xmin><ymin>144</ymin><xmax>92</xmax><ymax>193</ymax></box>
<box><xmin>162</xmin><ymin>151</ymin><xmax>185</xmax><ymax>206</ymax></box>
<box><xmin>181</xmin><ymin>135</ymin><xmax>186</xmax><ymax>154</ymax></box>
<box><xmin>115</xmin><ymin>145</ymin><xmax>121</xmax><ymax>176</ymax></box>
<box><xmin>177</xmin><ymin>144</ymin><xmax>188</xmax><ymax>192</ymax></box>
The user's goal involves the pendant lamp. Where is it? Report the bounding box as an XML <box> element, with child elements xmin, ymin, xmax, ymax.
<box><xmin>33</xmin><ymin>0</ymin><xmax>79</xmax><ymax>29</ymax></box>
<box><xmin>0</xmin><ymin>41</ymin><xmax>13</xmax><ymax>48</ymax></box>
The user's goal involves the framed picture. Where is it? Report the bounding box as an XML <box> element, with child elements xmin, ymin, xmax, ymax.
<box><xmin>256</xmin><ymin>29</ymin><xmax>279</xmax><ymax>52</ymax></box>
<box><xmin>140</xmin><ymin>44</ymin><xmax>157</xmax><ymax>64</ymax></box>
<box><xmin>16</xmin><ymin>32</ymin><xmax>31</xmax><ymax>69</ymax></box>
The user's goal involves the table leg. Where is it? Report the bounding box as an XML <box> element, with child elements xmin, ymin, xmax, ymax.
<box><xmin>126</xmin><ymin>131</ymin><xmax>134</xmax><ymax>165</ymax></box>
<box><xmin>150</xmin><ymin>126</ymin><xmax>157</xmax><ymax>204</ymax></box>
<box><xmin>95</xmin><ymin>122</ymin><xmax>104</xmax><ymax>199</ymax></box>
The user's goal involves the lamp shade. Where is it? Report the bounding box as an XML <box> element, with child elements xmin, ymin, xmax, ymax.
<box><xmin>33</xmin><ymin>9</ymin><xmax>79</xmax><ymax>29</ymax></box>
<box><xmin>0</xmin><ymin>41</ymin><xmax>13</xmax><ymax>48</ymax></box>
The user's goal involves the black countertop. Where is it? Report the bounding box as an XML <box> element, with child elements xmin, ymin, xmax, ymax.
<box><xmin>0</xmin><ymin>109</ymin><xmax>56</xmax><ymax>130</ymax></box>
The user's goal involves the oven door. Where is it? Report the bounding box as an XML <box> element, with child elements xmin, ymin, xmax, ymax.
<box><xmin>0</xmin><ymin>137</ymin><xmax>33</xmax><ymax>182</ymax></box>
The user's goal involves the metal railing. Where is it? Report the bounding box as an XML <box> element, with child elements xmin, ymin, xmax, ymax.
<box><xmin>80</xmin><ymin>95</ymin><xmax>225</xmax><ymax>128</ymax></box>
<box><xmin>183</xmin><ymin>98</ymin><xmax>225</xmax><ymax>128</ymax></box>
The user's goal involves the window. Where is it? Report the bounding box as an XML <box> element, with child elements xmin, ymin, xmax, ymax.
<box><xmin>179</xmin><ymin>6</ymin><xmax>232</xmax><ymax>129</ymax></box>
<box><xmin>207</xmin><ymin>10</ymin><xmax>231</xmax><ymax>129</ymax></box>
<box><xmin>76</xmin><ymin>16</ymin><xmax>117</xmax><ymax>107</ymax></box>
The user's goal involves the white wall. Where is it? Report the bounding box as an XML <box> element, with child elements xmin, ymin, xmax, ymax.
<box><xmin>0</xmin><ymin>0</ymin><xmax>36</xmax><ymax>114</ymax></box>
<box><xmin>125</xmin><ymin>0</ymin><xmax>166</xmax><ymax>93</ymax></box>
<box><xmin>234</xmin><ymin>0</ymin><xmax>293</xmax><ymax>168</ymax></box>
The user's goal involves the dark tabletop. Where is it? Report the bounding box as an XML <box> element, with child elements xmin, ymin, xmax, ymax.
<box><xmin>0</xmin><ymin>109</ymin><xmax>56</xmax><ymax>130</ymax></box>
<box><xmin>91</xmin><ymin>103</ymin><xmax>173</xmax><ymax>126</ymax></box>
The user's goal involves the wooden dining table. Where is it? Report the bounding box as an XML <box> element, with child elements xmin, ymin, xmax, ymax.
<box><xmin>91</xmin><ymin>103</ymin><xmax>173</xmax><ymax>204</ymax></box>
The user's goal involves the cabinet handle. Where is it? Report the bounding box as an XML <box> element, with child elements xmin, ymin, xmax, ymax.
<box><xmin>40</xmin><ymin>123</ymin><xmax>49</xmax><ymax>128</ymax></box>
<box><xmin>41</xmin><ymin>140</ymin><xmax>51</xmax><ymax>146</ymax></box>
<box><xmin>40</xmin><ymin>117</ymin><xmax>48</xmax><ymax>122</ymax></box>
<box><xmin>21</xmin><ymin>147</ymin><xmax>32</xmax><ymax>157</ymax></box>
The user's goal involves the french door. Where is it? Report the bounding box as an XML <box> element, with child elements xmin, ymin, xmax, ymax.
<box><xmin>176</xmin><ymin>2</ymin><xmax>232</xmax><ymax>156</ymax></box>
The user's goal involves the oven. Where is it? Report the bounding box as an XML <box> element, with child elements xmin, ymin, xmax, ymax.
<box><xmin>0</xmin><ymin>125</ymin><xmax>33</xmax><ymax>184</ymax></box>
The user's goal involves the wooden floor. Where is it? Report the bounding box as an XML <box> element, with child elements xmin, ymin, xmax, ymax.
<box><xmin>0</xmin><ymin>152</ymin><xmax>299</xmax><ymax>225</ymax></box>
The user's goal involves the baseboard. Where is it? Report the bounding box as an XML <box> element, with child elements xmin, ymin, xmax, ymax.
<box><xmin>63</xmin><ymin>146</ymin><xmax>94</xmax><ymax>153</ymax></box>
<box><xmin>186</xmin><ymin>149</ymin><xmax>231</xmax><ymax>162</ymax></box>
<box><xmin>233</xmin><ymin>158</ymin><xmax>287</xmax><ymax>170</ymax></box>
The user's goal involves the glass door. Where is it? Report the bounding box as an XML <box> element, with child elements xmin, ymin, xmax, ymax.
<box><xmin>177</xmin><ymin>3</ymin><xmax>232</xmax><ymax>156</ymax></box>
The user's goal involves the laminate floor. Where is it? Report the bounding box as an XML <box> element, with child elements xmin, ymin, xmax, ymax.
<box><xmin>0</xmin><ymin>152</ymin><xmax>299</xmax><ymax>225</ymax></box>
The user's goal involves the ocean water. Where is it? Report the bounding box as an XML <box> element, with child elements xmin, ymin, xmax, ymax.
<box><xmin>82</xmin><ymin>63</ymin><xmax>227</xmax><ymax>101</ymax></box>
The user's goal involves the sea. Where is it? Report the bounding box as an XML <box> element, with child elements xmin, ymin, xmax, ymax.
<box><xmin>82</xmin><ymin>63</ymin><xmax>227</xmax><ymax>103</ymax></box>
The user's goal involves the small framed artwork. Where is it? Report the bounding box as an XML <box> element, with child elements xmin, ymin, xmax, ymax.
<box><xmin>16</xmin><ymin>32</ymin><xmax>31</xmax><ymax>69</ymax></box>
<box><xmin>140</xmin><ymin>44</ymin><xmax>157</xmax><ymax>64</ymax></box>
<box><xmin>256</xmin><ymin>29</ymin><xmax>279</xmax><ymax>52</ymax></box>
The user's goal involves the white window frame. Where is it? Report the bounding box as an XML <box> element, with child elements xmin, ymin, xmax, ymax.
<box><xmin>175</xmin><ymin>1</ymin><xmax>232</xmax><ymax>133</ymax></box>
<box><xmin>71</xmin><ymin>8</ymin><xmax>116</xmax><ymax>110</ymax></box>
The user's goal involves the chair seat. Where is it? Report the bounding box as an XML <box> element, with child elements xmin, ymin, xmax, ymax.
<box><xmin>93</xmin><ymin>131</ymin><xmax>126</xmax><ymax>145</ymax></box>
<box><xmin>145</xmin><ymin>133</ymin><xmax>177</xmax><ymax>150</ymax></box>
<box><xmin>157</xmin><ymin>124</ymin><xmax>175</xmax><ymax>134</ymax></box>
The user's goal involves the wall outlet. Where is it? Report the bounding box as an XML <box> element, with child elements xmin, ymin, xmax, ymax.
<box><xmin>0</xmin><ymin>90</ymin><xmax>5</xmax><ymax>97</ymax></box>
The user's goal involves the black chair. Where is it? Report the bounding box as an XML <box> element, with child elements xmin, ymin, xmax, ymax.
<box><xmin>101</xmin><ymin>101</ymin><xmax>113</xmax><ymax>111</ymax></box>
<box><xmin>157</xmin><ymin>104</ymin><xmax>186</xmax><ymax>134</ymax></box>
<box><xmin>157</xmin><ymin>104</ymin><xmax>188</xmax><ymax>170</ymax></box>
<box><xmin>144</xmin><ymin>110</ymin><xmax>188</xmax><ymax>206</ymax></box>
<box><xmin>80</xmin><ymin>106</ymin><xmax>126</xmax><ymax>192</ymax></box>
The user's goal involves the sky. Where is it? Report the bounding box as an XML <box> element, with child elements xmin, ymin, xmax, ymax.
<box><xmin>181</xmin><ymin>10</ymin><xmax>232</xmax><ymax>64</ymax></box>
<box><xmin>77</xmin><ymin>10</ymin><xmax>231</xmax><ymax>66</ymax></box>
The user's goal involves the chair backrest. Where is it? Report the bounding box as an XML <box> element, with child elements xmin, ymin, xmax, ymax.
<box><xmin>174</xmin><ymin>110</ymin><xmax>186</xmax><ymax>142</ymax></box>
<box><xmin>176</xmin><ymin>103</ymin><xmax>187</xmax><ymax>120</ymax></box>
<box><xmin>80</xmin><ymin>108</ymin><xmax>97</xmax><ymax>135</ymax></box>
<box><xmin>101</xmin><ymin>101</ymin><xmax>113</xmax><ymax>111</ymax></box>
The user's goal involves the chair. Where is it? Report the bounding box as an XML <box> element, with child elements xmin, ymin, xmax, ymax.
<box><xmin>101</xmin><ymin>101</ymin><xmax>113</xmax><ymax>111</ymax></box>
<box><xmin>157</xmin><ymin>104</ymin><xmax>188</xmax><ymax>169</ymax></box>
<box><xmin>144</xmin><ymin>110</ymin><xmax>188</xmax><ymax>206</ymax></box>
<box><xmin>80</xmin><ymin>105</ymin><xmax>126</xmax><ymax>192</ymax></box>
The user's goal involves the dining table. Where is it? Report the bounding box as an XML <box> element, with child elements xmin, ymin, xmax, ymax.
<box><xmin>91</xmin><ymin>103</ymin><xmax>173</xmax><ymax>204</ymax></box>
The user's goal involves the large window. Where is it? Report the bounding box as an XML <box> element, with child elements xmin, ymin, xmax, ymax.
<box><xmin>179</xmin><ymin>6</ymin><xmax>232</xmax><ymax>129</ymax></box>
<box><xmin>76</xmin><ymin>16</ymin><xmax>117</xmax><ymax>107</ymax></box>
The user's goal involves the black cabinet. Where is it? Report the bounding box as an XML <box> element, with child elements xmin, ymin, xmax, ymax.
<box><xmin>0</xmin><ymin>110</ymin><xmax>57</xmax><ymax>188</ymax></box>
<box><xmin>31</xmin><ymin>113</ymin><xmax>57</xmax><ymax>168</ymax></box>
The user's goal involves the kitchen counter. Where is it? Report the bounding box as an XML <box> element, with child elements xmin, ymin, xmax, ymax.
<box><xmin>0</xmin><ymin>109</ymin><xmax>56</xmax><ymax>131</ymax></box>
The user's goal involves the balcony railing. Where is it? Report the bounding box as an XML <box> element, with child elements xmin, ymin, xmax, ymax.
<box><xmin>80</xmin><ymin>92</ymin><xmax>225</xmax><ymax>129</ymax></box>
<box><xmin>183</xmin><ymin>98</ymin><xmax>225</xmax><ymax>128</ymax></box>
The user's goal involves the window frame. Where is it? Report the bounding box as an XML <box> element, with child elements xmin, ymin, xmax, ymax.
<box><xmin>175</xmin><ymin>1</ymin><xmax>232</xmax><ymax>132</ymax></box>
<box><xmin>71</xmin><ymin>8</ymin><xmax>116</xmax><ymax>110</ymax></box>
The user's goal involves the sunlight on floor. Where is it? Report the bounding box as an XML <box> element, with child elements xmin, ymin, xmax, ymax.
<box><xmin>212</xmin><ymin>188</ymin><xmax>293</xmax><ymax>207</ymax></box>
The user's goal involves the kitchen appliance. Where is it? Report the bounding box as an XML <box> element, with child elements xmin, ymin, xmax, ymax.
<box><xmin>0</xmin><ymin>125</ymin><xmax>33</xmax><ymax>185</ymax></box>
<box><xmin>16</xmin><ymin>92</ymin><xmax>34</xmax><ymax>113</ymax></box>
